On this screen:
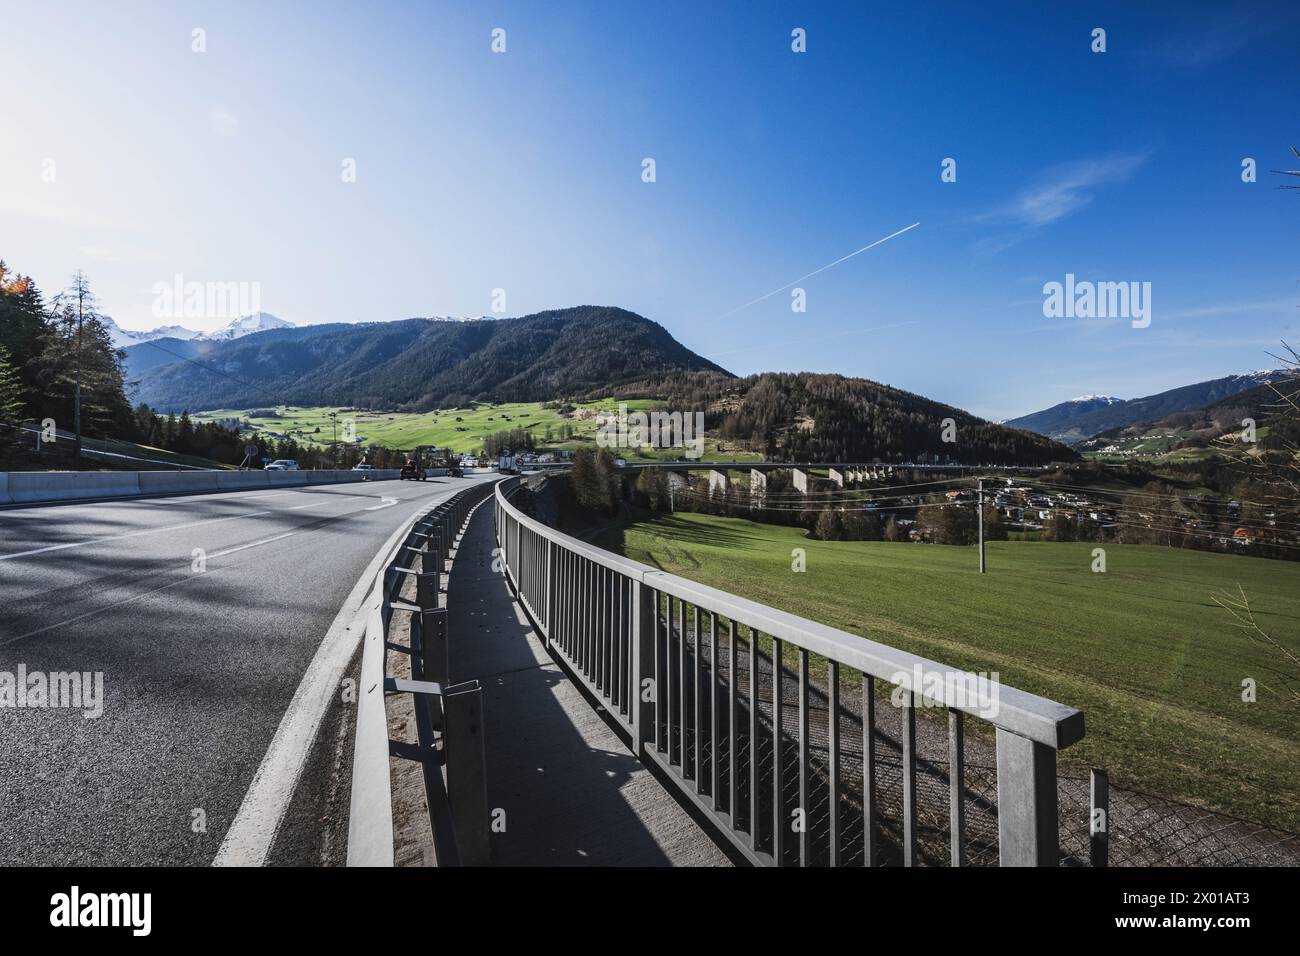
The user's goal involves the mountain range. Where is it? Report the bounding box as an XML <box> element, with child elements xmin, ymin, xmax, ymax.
<box><xmin>1005</xmin><ymin>370</ymin><xmax>1289</xmax><ymax>444</ymax></box>
<box><xmin>124</xmin><ymin>303</ymin><xmax>1288</xmax><ymax>464</ymax></box>
<box><xmin>124</xmin><ymin>306</ymin><xmax>729</xmax><ymax>412</ymax></box>
<box><xmin>105</xmin><ymin>312</ymin><xmax>294</xmax><ymax>349</ymax></box>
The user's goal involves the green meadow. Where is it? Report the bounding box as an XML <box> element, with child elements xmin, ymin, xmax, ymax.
<box><xmin>194</xmin><ymin>400</ymin><xmax>762</xmax><ymax>460</ymax></box>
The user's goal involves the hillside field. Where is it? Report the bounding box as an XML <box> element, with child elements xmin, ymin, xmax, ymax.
<box><xmin>192</xmin><ymin>401</ymin><xmax>760</xmax><ymax>460</ymax></box>
<box><xmin>592</xmin><ymin>511</ymin><xmax>1300</xmax><ymax>831</ymax></box>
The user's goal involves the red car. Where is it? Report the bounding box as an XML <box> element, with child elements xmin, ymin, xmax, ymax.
<box><xmin>399</xmin><ymin>459</ymin><xmax>427</xmax><ymax>481</ymax></box>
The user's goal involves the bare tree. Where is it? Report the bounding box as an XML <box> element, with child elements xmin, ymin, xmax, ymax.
<box><xmin>1214</xmin><ymin>342</ymin><xmax>1300</xmax><ymax>502</ymax></box>
<box><xmin>1273</xmin><ymin>144</ymin><xmax>1300</xmax><ymax>190</ymax></box>
<box><xmin>48</xmin><ymin>271</ymin><xmax>95</xmax><ymax>458</ymax></box>
<box><xmin>1212</xmin><ymin>585</ymin><xmax>1300</xmax><ymax>706</ymax></box>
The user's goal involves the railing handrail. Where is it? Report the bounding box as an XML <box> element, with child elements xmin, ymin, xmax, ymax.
<box><xmin>495</xmin><ymin>477</ymin><xmax>1082</xmax><ymax>750</ymax></box>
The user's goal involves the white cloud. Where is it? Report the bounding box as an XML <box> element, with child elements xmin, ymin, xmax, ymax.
<box><xmin>1000</xmin><ymin>153</ymin><xmax>1150</xmax><ymax>227</ymax></box>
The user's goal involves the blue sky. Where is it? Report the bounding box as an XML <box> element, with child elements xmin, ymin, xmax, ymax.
<box><xmin>2</xmin><ymin>0</ymin><xmax>1296</xmax><ymax>419</ymax></box>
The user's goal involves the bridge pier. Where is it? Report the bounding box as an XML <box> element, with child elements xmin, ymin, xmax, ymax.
<box><xmin>827</xmin><ymin>467</ymin><xmax>844</xmax><ymax>488</ymax></box>
<box><xmin>791</xmin><ymin>468</ymin><xmax>808</xmax><ymax>494</ymax></box>
<box><xmin>708</xmin><ymin>469</ymin><xmax>729</xmax><ymax>496</ymax></box>
<box><xmin>749</xmin><ymin>468</ymin><xmax>767</xmax><ymax>507</ymax></box>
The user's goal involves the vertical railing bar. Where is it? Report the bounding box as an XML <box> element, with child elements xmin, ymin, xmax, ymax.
<box><xmin>709</xmin><ymin>611</ymin><xmax>719</xmax><ymax>809</ymax></box>
<box><xmin>587</xmin><ymin>559</ymin><xmax>595</xmax><ymax>678</ymax></box>
<box><xmin>728</xmin><ymin>618</ymin><xmax>737</xmax><ymax>821</ymax></box>
<box><xmin>828</xmin><ymin>660</ymin><xmax>840</xmax><ymax>868</ymax></box>
<box><xmin>574</xmin><ymin>556</ymin><xmax>585</xmax><ymax>671</ymax></box>
<box><xmin>604</xmin><ymin>567</ymin><xmax>612</xmax><ymax>698</ymax></box>
<box><xmin>798</xmin><ymin>647</ymin><xmax>809</xmax><ymax>867</ymax></box>
<box><xmin>580</xmin><ymin>558</ymin><xmax>589</xmax><ymax>675</ymax></box>
<box><xmin>772</xmin><ymin>637</ymin><xmax>784</xmax><ymax>866</ymax></box>
<box><xmin>1090</xmin><ymin>768</ymin><xmax>1109</xmax><ymax>868</ymax></box>
<box><xmin>677</xmin><ymin>598</ymin><xmax>686</xmax><ymax>774</ymax></box>
<box><xmin>667</xmin><ymin>597</ymin><xmax>677</xmax><ymax>765</ymax></box>
<box><xmin>559</xmin><ymin>548</ymin><xmax>568</xmax><ymax>655</ymax></box>
<box><xmin>902</xmin><ymin>690</ymin><xmax>917</xmax><ymax>867</ymax></box>
<box><xmin>573</xmin><ymin>555</ymin><xmax>581</xmax><ymax>669</ymax></box>
<box><xmin>654</xmin><ymin>590</ymin><xmax>664</xmax><ymax>753</ymax></box>
<box><xmin>949</xmin><ymin>709</ymin><xmax>966</xmax><ymax>867</ymax></box>
<box><xmin>693</xmin><ymin>604</ymin><xmax>702</xmax><ymax>791</ymax></box>
<box><xmin>863</xmin><ymin>674</ymin><xmax>876</xmax><ymax>868</ymax></box>
<box><xmin>565</xmin><ymin>550</ymin><xmax>573</xmax><ymax>656</ymax></box>
<box><xmin>613</xmin><ymin>575</ymin><xmax>622</xmax><ymax>711</ymax></box>
<box><xmin>748</xmin><ymin>629</ymin><xmax>759</xmax><ymax>851</ymax></box>
<box><xmin>599</xmin><ymin>565</ymin><xmax>608</xmax><ymax>695</ymax></box>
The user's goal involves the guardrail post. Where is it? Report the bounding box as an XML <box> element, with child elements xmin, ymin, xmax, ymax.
<box><xmin>417</xmin><ymin>553</ymin><xmax>437</xmax><ymax>610</ymax></box>
<box><xmin>431</xmin><ymin>527</ymin><xmax>444</xmax><ymax>576</ymax></box>
<box><xmin>444</xmin><ymin>680</ymin><xmax>491</xmax><ymax>866</ymax></box>
<box><xmin>631</xmin><ymin>580</ymin><xmax>655</xmax><ymax>757</ymax></box>
<box><xmin>995</xmin><ymin>728</ymin><xmax>1059</xmax><ymax>866</ymax></box>
<box><xmin>543</xmin><ymin>539</ymin><xmax>555</xmax><ymax>644</ymax></box>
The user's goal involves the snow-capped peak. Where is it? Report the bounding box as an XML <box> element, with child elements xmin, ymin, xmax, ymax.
<box><xmin>101</xmin><ymin>315</ymin><xmax>200</xmax><ymax>349</ymax></box>
<box><xmin>202</xmin><ymin>312</ymin><xmax>295</xmax><ymax>340</ymax></box>
<box><xmin>101</xmin><ymin>312</ymin><xmax>294</xmax><ymax>348</ymax></box>
<box><xmin>1068</xmin><ymin>394</ymin><xmax>1121</xmax><ymax>404</ymax></box>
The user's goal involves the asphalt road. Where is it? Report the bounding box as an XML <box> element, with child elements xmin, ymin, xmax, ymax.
<box><xmin>0</xmin><ymin>474</ymin><xmax>492</xmax><ymax>865</ymax></box>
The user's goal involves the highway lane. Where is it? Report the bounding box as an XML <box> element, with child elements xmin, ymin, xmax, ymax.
<box><xmin>0</xmin><ymin>474</ymin><xmax>493</xmax><ymax>865</ymax></box>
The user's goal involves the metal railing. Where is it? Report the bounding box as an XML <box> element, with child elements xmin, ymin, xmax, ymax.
<box><xmin>349</xmin><ymin>479</ymin><xmax>496</xmax><ymax>866</ymax></box>
<box><xmin>494</xmin><ymin>476</ymin><xmax>1085</xmax><ymax>867</ymax></box>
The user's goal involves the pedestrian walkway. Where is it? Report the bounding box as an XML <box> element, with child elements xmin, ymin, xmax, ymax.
<box><xmin>446</xmin><ymin>502</ymin><xmax>732</xmax><ymax>866</ymax></box>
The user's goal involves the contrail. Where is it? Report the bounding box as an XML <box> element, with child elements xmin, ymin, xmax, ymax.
<box><xmin>716</xmin><ymin>221</ymin><xmax>920</xmax><ymax>320</ymax></box>
<box><xmin>710</xmin><ymin>320</ymin><xmax>918</xmax><ymax>358</ymax></box>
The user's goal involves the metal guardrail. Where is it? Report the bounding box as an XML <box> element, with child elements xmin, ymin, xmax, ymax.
<box><xmin>349</xmin><ymin>480</ymin><xmax>496</xmax><ymax>867</ymax></box>
<box><xmin>493</xmin><ymin>476</ymin><xmax>1085</xmax><ymax>867</ymax></box>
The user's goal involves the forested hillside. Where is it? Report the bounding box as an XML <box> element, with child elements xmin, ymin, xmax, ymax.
<box><xmin>593</xmin><ymin>369</ymin><xmax>1074</xmax><ymax>464</ymax></box>
<box><xmin>127</xmin><ymin>306</ymin><xmax>730</xmax><ymax>412</ymax></box>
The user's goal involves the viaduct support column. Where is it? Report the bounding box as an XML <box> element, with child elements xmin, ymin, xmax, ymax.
<box><xmin>749</xmin><ymin>469</ymin><xmax>767</xmax><ymax>508</ymax></box>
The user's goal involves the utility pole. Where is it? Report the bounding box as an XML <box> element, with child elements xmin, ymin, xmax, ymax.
<box><xmin>977</xmin><ymin>477</ymin><xmax>986</xmax><ymax>574</ymax></box>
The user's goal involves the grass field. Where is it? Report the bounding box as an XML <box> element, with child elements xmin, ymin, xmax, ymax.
<box><xmin>592</xmin><ymin>511</ymin><xmax>1300</xmax><ymax>830</ymax></box>
<box><xmin>193</xmin><ymin>401</ymin><xmax>760</xmax><ymax>461</ymax></box>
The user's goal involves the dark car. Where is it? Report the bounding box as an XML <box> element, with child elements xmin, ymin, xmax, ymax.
<box><xmin>447</xmin><ymin>464</ymin><xmax>463</xmax><ymax>478</ymax></box>
<box><xmin>399</xmin><ymin>459</ymin><xmax>427</xmax><ymax>481</ymax></box>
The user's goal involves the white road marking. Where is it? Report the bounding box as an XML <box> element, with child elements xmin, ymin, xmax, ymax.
<box><xmin>2</xmin><ymin>530</ymin><xmax>296</xmax><ymax>648</ymax></box>
<box><xmin>364</xmin><ymin>496</ymin><xmax>398</xmax><ymax>511</ymax></box>
<box><xmin>0</xmin><ymin>510</ymin><xmax>276</xmax><ymax>561</ymax></box>
<box><xmin>212</xmin><ymin>494</ymin><xmax>449</xmax><ymax>866</ymax></box>
<box><xmin>0</xmin><ymin>484</ymin><xmax>404</xmax><ymax>562</ymax></box>
<box><xmin>207</xmin><ymin>532</ymin><xmax>296</xmax><ymax>559</ymax></box>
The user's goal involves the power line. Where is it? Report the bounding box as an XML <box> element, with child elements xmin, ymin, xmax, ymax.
<box><xmin>127</xmin><ymin>338</ymin><xmax>286</xmax><ymax>407</ymax></box>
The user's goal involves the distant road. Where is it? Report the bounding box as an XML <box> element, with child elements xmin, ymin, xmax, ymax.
<box><xmin>0</xmin><ymin>474</ymin><xmax>492</xmax><ymax>865</ymax></box>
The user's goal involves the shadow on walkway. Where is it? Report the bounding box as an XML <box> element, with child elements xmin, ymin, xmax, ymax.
<box><xmin>446</xmin><ymin>503</ymin><xmax>732</xmax><ymax>866</ymax></box>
